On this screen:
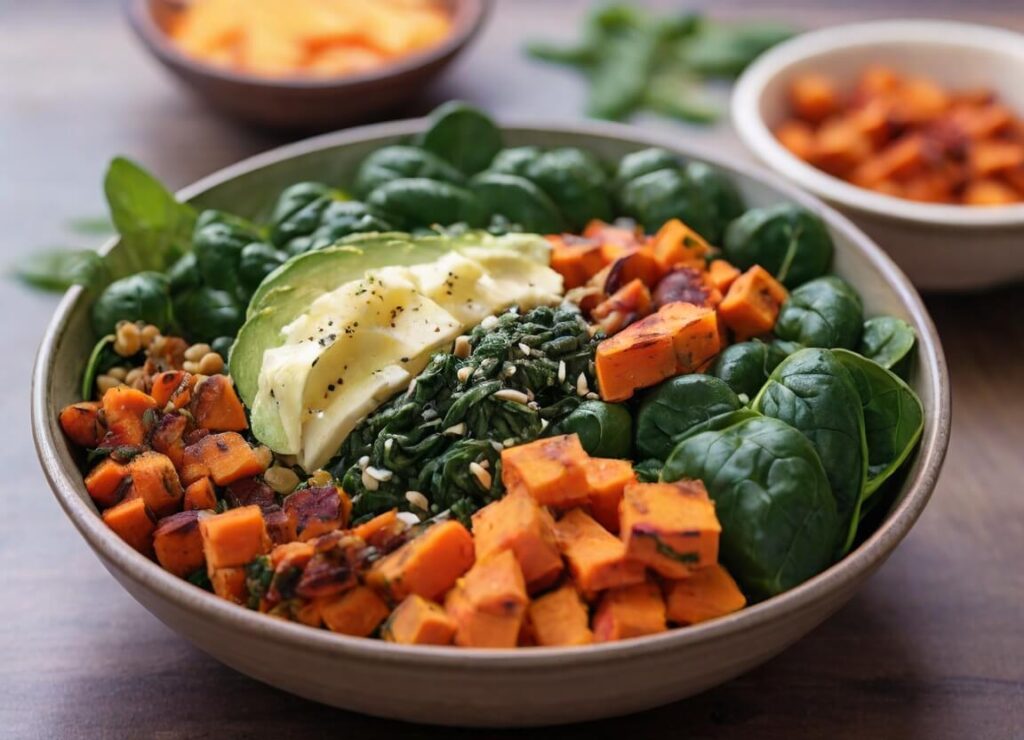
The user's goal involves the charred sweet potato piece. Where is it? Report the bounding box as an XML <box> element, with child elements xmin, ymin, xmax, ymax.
<box><xmin>150</xmin><ymin>412</ymin><xmax>188</xmax><ymax>470</ymax></box>
<box><xmin>102</xmin><ymin>497</ymin><xmax>155</xmax><ymax>555</ymax></box>
<box><xmin>101</xmin><ymin>386</ymin><xmax>157</xmax><ymax>448</ymax></box>
<box><xmin>664</xmin><ymin>564</ymin><xmax>747</xmax><ymax>625</ymax></box>
<box><xmin>850</xmin><ymin>135</ymin><xmax>927</xmax><ymax>188</ymax></box>
<box><xmin>183</xmin><ymin>476</ymin><xmax>217</xmax><ymax>511</ymax></box>
<box><xmin>181</xmin><ymin>432</ymin><xmax>268</xmax><ymax>486</ymax></box>
<box><xmin>383</xmin><ymin>594</ymin><xmax>457</xmax><ymax>646</ymax></box>
<box><xmin>526</xmin><ymin>583</ymin><xmax>593</xmax><ymax>647</ymax></box>
<box><xmin>970</xmin><ymin>140</ymin><xmax>1024</xmax><ymax>178</ymax></box>
<box><xmin>593</xmin><ymin>581</ymin><xmax>667</xmax><ymax>642</ymax></box>
<box><xmin>549</xmin><ymin>235</ymin><xmax>609</xmax><ymax>290</ymax></box>
<box><xmin>789</xmin><ymin>73</ymin><xmax>839</xmax><ymax>123</ymax></box>
<box><xmin>591</xmin><ymin>279</ymin><xmax>653</xmax><ymax>336</ymax></box>
<box><xmin>84</xmin><ymin>458</ymin><xmax>131</xmax><ymax>509</ymax></box>
<box><xmin>717</xmin><ymin>266</ymin><xmax>789</xmax><ymax>341</ymax></box>
<box><xmin>554</xmin><ymin>508</ymin><xmax>645</xmax><ymax>595</ymax></box>
<box><xmin>583</xmin><ymin>458</ymin><xmax>636</xmax><ymax>533</ymax></box>
<box><xmin>775</xmin><ymin>119</ymin><xmax>816</xmax><ymax>161</ymax></box>
<box><xmin>153</xmin><ymin>510</ymin><xmax>206</xmax><ymax>578</ymax></box>
<box><xmin>583</xmin><ymin>219</ymin><xmax>644</xmax><ymax>247</ymax></box>
<box><xmin>209</xmin><ymin>566</ymin><xmax>247</xmax><ymax>604</ymax></box>
<box><xmin>283</xmin><ymin>484</ymin><xmax>351</xmax><ymax>541</ymax></box>
<box><xmin>472</xmin><ymin>490</ymin><xmax>563</xmax><ymax>592</ymax></box>
<box><xmin>199</xmin><ymin>504</ymin><xmax>271</xmax><ymax>569</ymax></box>
<box><xmin>149</xmin><ymin>370</ymin><xmax>193</xmax><ymax>410</ymax></box>
<box><xmin>595</xmin><ymin>301</ymin><xmax>720</xmax><ymax>401</ymax></box>
<box><xmin>604</xmin><ymin>248</ymin><xmax>663</xmax><ymax>293</ymax></box>
<box><xmin>813</xmin><ymin>118</ymin><xmax>872</xmax><ymax>176</ymax></box>
<box><xmin>59</xmin><ymin>401</ymin><xmax>103</xmax><ymax>448</ymax></box>
<box><xmin>319</xmin><ymin>586</ymin><xmax>390</xmax><ymax>637</ymax></box>
<box><xmin>262</xmin><ymin>505</ymin><xmax>293</xmax><ymax>546</ymax></box>
<box><xmin>190</xmin><ymin>375</ymin><xmax>248</xmax><ymax>432</ymax></box>
<box><xmin>126</xmin><ymin>451</ymin><xmax>184</xmax><ymax>517</ymax></box>
<box><xmin>650</xmin><ymin>218</ymin><xmax>710</xmax><ymax>272</ymax></box>
<box><xmin>707</xmin><ymin>260</ymin><xmax>741</xmax><ymax>294</ymax></box>
<box><xmin>652</xmin><ymin>267</ymin><xmax>722</xmax><ymax>311</ymax></box>
<box><xmin>458</xmin><ymin>550</ymin><xmax>529</xmax><ymax>617</ymax></box>
<box><xmin>226</xmin><ymin>476</ymin><xmax>278</xmax><ymax>512</ymax></box>
<box><xmin>444</xmin><ymin>582</ymin><xmax>522</xmax><ymax>649</ymax></box>
<box><xmin>963</xmin><ymin>178</ymin><xmax>1020</xmax><ymax>205</ymax></box>
<box><xmin>351</xmin><ymin>509</ymin><xmax>409</xmax><ymax>553</ymax></box>
<box><xmin>620</xmin><ymin>481</ymin><xmax>720</xmax><ymax>578</ymax></box>
<box><xmin>366</xmin><ymin>520</ymin><xmax>475</xmax><ymax>602</ymax></box>
<box><xmin>500</xmin><ymin>434</ymin><xmax>590</xmax><ymax>508</ymax></box>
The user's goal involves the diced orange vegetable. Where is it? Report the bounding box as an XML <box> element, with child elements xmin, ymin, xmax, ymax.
<box><xmin>199</xmin><ymin>505</ymin><xmax>271</xmax><ymax>569</ymax></box>
<box><xmin>209</xmin><ymin>566</ymin><xmax>247</xmax><ymax>604</ymax></box>
<box><xmin>970</xmin><ymin>141</ymin><xmax>1024</xmax><ymax>178</ymax></box>
<box><xmin>153</xmin><ymin>510</ymin><xmax>206</xmax><ymax>578</ymax></box>
<box><xmin>320</xmin><ymin>586</ymin><xmax>390</xmax><ymax>637</ymax></box>
<box><xmin>850</xmin><ymin>135</ymin><xmax>927</xmax><ymax>188</ymax></box>
<box><xmin>444</xmin><ymin>582</ymin><xmax>523</xmax><ymax>649</ymax></box>
<box><xmin>458</xmin><ymin>550</ymin><xmax>529</xmax><ymax>616</ymax></box>
<box><xmin>707</xmin><ymin>260</ymin><xmax>741</xmax><ymax>294</ymax></box>
<box><xmin>526</xmin><ymin>584</ymin><xmax>593</xmax><ymax>647</ymax></box>
<box><xmin>366</xmin><ymin>520</ymin><xmax>475</xmax><ymax>602</ymax></box>
<box><xmin>383</xmin><ymin>594</ymin><xmax>457</xmax><ymax>645</ymax></box>
<box><xmin>813</xmin><ymin>118</ymin><xmax>872</xmax><ymax>176</ymax></box>
<box><xmin>894</xmin><ymin>77</ymin><xmax>950</xmax><ymax>124</ymax></box>
<box><xmin>664</xmin><ymin>564</ymin><xmax>747</xmax><ymax>625</ymax></box>
<box><xmin>620</xmin><ymin>481</ymin><xmax>720</xmax><ymax>579</ymax></box>
<box><xmin>190</xmin><ymin>375</ymin><xmax>248</xmax><ymax>432</ymax></box>
<box><xmin>101</xmin><ymin>386</ymin><xmax>157</xmax><ymax>448</ymax></box>
<box><xmin>584</xmin><ymin>458</ymin><xmax>636</xmax><ymax>533</ymax></box>
<box><xmin>583</xmin><ymin>219</ymin><xmax>643</xmax><ymax>247</ymax></box>
<box><xmin>717</xmin><ymin>266</ymin><xmax>789</xmax><ymax>341</ymax></box>
<box><xmin>651</xmin><ymin>267</ymin><xmax>722</xmax><ymax>311</ymax></box>
<box><xmin>283</xmin><ymin>484</ymin><xmax>350</xmax><ymax>541</ymax></box>
<box><xmin>775</xmin><ymin>119</ymin><xmax>816</xmax><ymax>161</ymax></box>
<box><xmin>126</xmin><ymin>451</ymin><xmax>184</xmax><ymax>517</ymax></box>
<box><xmin>592</xmin><ymin>581</ymin><xmax>667</xmax><ymax>642</ymax></box>
<box><xmin>472</xmin><ymin>490</ymin><xmax>563</xmax><ymax>592</ymax></box>
<box><xmin>964</xmin><ymin>179</ymin><xmax>1020</xmax><ymax>205</ymax></box>
<box><xmin>855</xmin><ymin>65</ymin><xmax>900</xmax><ymax>99</ymax></box>
<box><xmin>102</xmin><ymin>497</ymin><xmax>155</xmax><ymax>555</ymax></box>
<box><xmin>500</xmin><ymin>434</ymin><xmax>590</xmax><ymax>508</ymax></box>
<box><xmin>269</xmin><ymin>539</ymin><xmax>315</xmax><ymax>570</ymax></box>
<box><xmin>549</xmin><ymin>237</ymin><xmax>609</xmax><ymax>290</ymax></box>
<box><xmin>351</xmin><ymin>509</ymin><xmax>408</xmax><ymax>551</ymax></box>
<box><xmin>181</xmin><ymin>432</ymin><xmax>268</xmax><ymax>486</ymax></box>
<box><xmin>84</xmin><ymin>458</ymin><xmax>130</xmax><ymax>509</ymax></box>
<box><xmin>790</xmin><ymin>73</ymin><xmax>839</xmax><ymax>123</ymax></box>
<box><xmin>295</xmin><ymin>599</ymin><xmax>323</xmax><ymax>627</ymax></box>
<box><xmin>951</xmin><ymin>103</ymin><xmax>1013</xmax><ymax>140</ymax></box>
<box><xmin>150</xmin><ymin>370</ymin><xmax>193</xmax><ymax>410</ymax></box>
<box><xmin>554</xmin><ymin>508</ymin><xmax>646</xmax><ymax>595</ymax></box>
<box><xmin>150</xmin><ymin>413</ymin><xmax>188</xmax><ymax>470</ymax></box>
<box><xmin>591</xmin><ymin>279</ymin><xmax>653</xmax><ymax>336</ymax></box>
<box><xmin>183</xmin><ymin>476</ymin><xmax>217</xmax><ymax>511</ymax></box>
<box><xmin>651</xmin><ymin>218</ymin><xmax>710</xmax><ymax>271</ymax></box>
<box><xmin>604</xmin><ymin>249</ymin><xmax>664</xmax><ymax>291</ymax></box>
<box><xmin>59</xmin><ymin>401</ymin><xmax>103</xmax><ymax>448</ymax></box>
<box><xmin>595</xmin><ymin>302</ymin><xmax>720</xmax><ymax>402</ymax></box>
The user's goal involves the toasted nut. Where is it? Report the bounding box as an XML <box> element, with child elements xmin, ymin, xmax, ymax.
<box><xmin>456</xmin><ymin>366</ymin><xmax>472</xmax><ymax>383</ymax></box>
<box><xmin>469</xmin><ymin>462</ymin><xmax>492</xmax><ymax>490</ymax></box>
<box><xmin>576</xmin><ymin>373</ymin><xmax>589</xmax><ymax>397</ymax></box>
<box><xmin>264</xmin><ymin>466</ymin><xmax>300</xmax><ymax>494</ymax></box>
<box><xmin>197</xmin><ymin>352</ymin><xmax>224</xmax><ymax>375</ymax></box>
<box><xmin>453</xmin><ymin>335</ymin><xmax>471</xmax><ymax>358</ymax></box>
<box><xmin>494</xmin><ymin>389</ymin><xmax>529</xmax><ymax>404</ymax></box>
<box><xmin>113</xmin><ymin>322</ymin><xmax>142</xmax><ymax>357</ymax></box>
<box><xmin>254</xmin><ymin>446</ymin><xmax>273</xmax><ymax>470</ymax></box>
<box><xmin>125</xmin><ymin>368</ymin><xmax>145</xmax><ymax>385</ymax></box>
<box><xmin>182</xmin><ymin>360</ymin><xmax>200</xmax><ymax>374</ymax></box>
<box><xmin>558</xmin><ymin>360</ymin><xmax>567</xmax><ymax>383</ymax></box>
<box><xmin>106</xmin><ymin>366</ymin><xmax>128</xmax><ymax>381</ymax></box>
<box><xmin>96</xmin><ymin>375</ymin><xmax>121</xmax><ymax>395</ymax></box>
<box><xmin>309</xmin><ymin>469</ymin><xmax>332</xmax><ymax>487</ymax></box>
<box><xmin>140</xmin><ymin>324</ymin><xmax>160</xmax><ymax>348</ymax></box>
<box><xmin>405</xmin><ymin>490</ymin><xmax>429</xmax><ymax>510</ymax></box>
<box><xmin>184</xmin><ymin>343</ymin><xmax>211</xmax><ymax>362</ymax></box>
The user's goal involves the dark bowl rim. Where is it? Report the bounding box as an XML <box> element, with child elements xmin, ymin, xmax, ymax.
<box><xmin>32</xmin><ymin>116</ymin><xmax>951</xmax><ymax>668</ymax></box>
<box><xmin>122</xmin><ymin>0</ymin><xmax>490</xmax><ymax>90</ymax></box>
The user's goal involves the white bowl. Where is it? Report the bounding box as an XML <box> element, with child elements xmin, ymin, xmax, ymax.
<box><xmin>732</xmin><ymin>20</ymin><xmax>1024</xmax><ymax>291</ymax></box>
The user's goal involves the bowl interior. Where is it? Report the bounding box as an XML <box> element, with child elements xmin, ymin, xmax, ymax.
<box><xmin>35</xmin><ymin>120</ymin><xmax>949</xmax><ymax>670</ymax></box>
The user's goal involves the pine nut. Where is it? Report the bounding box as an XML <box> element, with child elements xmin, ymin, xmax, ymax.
<box><xmin>456</xmin><ymin>366</ymin><xmax>473</xmax><ymax>383</ymax></box>
<box><xmin>106</xmin><ymin>366</ymin><xmax>128</xmax><ymax>381</ymax></box>
<box><xmin>197</xmin><ymin>352</ymin><xmax>224</xmax><ymax>375</ymax></box>
<box><xmin>405</xmin><ymin>490</ymin><xmax>429</xmax><ymax>510</ymax></box>
<box><xmin>361</xmin><ymin>468</ymin><xmax>380</xmax><ymax>491</ymax></box>
<box><xmin>453</xmin><ymin>335</ymin><xmax>471</xmax><ymax>358</ymax></box>
<box><xmin>140</xmin><ymin>324</ymin><xmax>160</xmax><ymax>348</ymax></box>
<box><xmin>264</xmin><ymin>466</ymin><xmax>300</xmax><ymax>494</ymax></box>
<box><xmin>184</xmin><ymin>343</ymin><xmax>211</xmax><ymax>362</ymax></box>
<box><xmin>576</xmin><ymin>373</ymin><xmax>589</xmax><ymax>396</ymax></box>
<box><xmin>494</xmin><ymin>389</ymin><xmax>529</xmax><ymax>404</ymax></box>
<box><xmin>469</xmin><ymin>462</ymin><xmax>492</xmax><ymax>490</ymax></box>
<box><xmin>113</xmin><ymin>322</ymin><xmax>142</xmax><ymax>357</ymax></box>
<box><xmin>558</xmin><ymin>360</ymin><xmax>566</xmax><ymax>383</ymax></box>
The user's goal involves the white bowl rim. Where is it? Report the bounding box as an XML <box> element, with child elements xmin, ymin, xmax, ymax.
<box><xmin>32</xmin><ymin>115</ymin><xmax>951</xmax><ymax>669</ymax></box>
<box><xmin>732</xmin><ymin>18</ymin><xmax>1024</xmax><ymax>228</ymax></box>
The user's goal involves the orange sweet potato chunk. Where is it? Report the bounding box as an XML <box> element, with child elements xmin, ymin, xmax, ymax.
<box><xmin>789</xmin><ymin>73</ymin><xmax>839</xmax><ymax>123</ymax></box>
<box><xmin>150</xmin><ymin>413</ymin><xmax>188</xmax><ymax>471</ymax></box>
<box><xmin>199</xmin><ymin>505</ymin><xmax>271</xmax><ymax>569</ymax></box>
<box><xmin>591</xmin><ymin>278</ymin><xmax>653</xmax><ymax>335</ymax></box>
<box><xmin>620</xmin><ymin>481</ymin><xmax>720</xmax><ymax>579</ymax></box>
<box><xmin>183</xmin><ymin>476</ymin><xmax>217</xmax><ymax>511</ymax></box>
<box><xmin>127</xmin><ymin>451</ymin><xmax>184</xmax><ymax>518</ymax></box>
<box><xmin>84</xmin><ymin>458</ymin><xmax>130</xmax><ymax>509</ymax></box>
<box><xmin>102</xmin><ymin>497</ymin><xmax>155</xmax><ymax>555</ymax></box>
<box><xmin>366</xmin><ymin>520</ymin><xmax>475</xmax><ymax>602</ymax></box>
<box><xmin>320</xmin><ymin>586</ymin><xmax>390</xmax><ymax>637</ymax></box>
<box><xmin>593</xmin><ymin>581</ymin><xmax>667</xmax><ymax>642</ymax></box>
<box><xmin>283</xmin><ymin>485</ymin><xmax>351</xmax><ymax>541</ymax></box>
<box><xmin>444</xmin><ymin>583</ymin><xmax>522</xmax><ymax>649</ymax></box>
<box><xmin>153</xmin><ymin>510</ymin><xmax>206</xmax><ymax>578</ymax></box>
<box><xmin>549</xmin><ymin>236</ymin><xmax>609</xmax><ymax>289</ymax></box>
<box><xmin>459</xmin><ymin>550</ymin><xmax>529</xmax><ymax>617</ymax></box>
<box><xmin>664</xmin><ymin>564</ymin><xmax>747</xmax><ymax>625</ymax></box>
<box><xmin>605</xmin><ymin>249</ymin><xmax>664</xmax><ymax>291</ymax></box>
<box><xmin>554</xmin><ymin>508</ymin><xmax>645</xmax><ymax>595</ymax></box>
<box><xmin>500</xmin><ymin>434</ymin><xmax>590</xmax><ymax>508</ymax></box>
<box><xmin>350</xmin><ymin>509</ymin><xmax>408</xmax><ymax>551</ymax></box>
<box><xmin>650</xmin><ymin>218</ymin><xmax>710</xmax><ymax>271</ymax></box>
<box><xmin>190</xmin><ymin>375</ymin><xmax>249</xmax><ymax>432</ymax></box>
<box><xmin>209</xmin><ymin>566</ymin><xmax>247</xmax><ymax>604</ymax></box>
<box><xmin>181</xmin><ymin>432</ymin><xmax>268</xmax><ymax>486</ymax></box>
<box><xmin>59</xmin><ymin>401</ymin><xmax>103</xmax><ymax>448</ymax></box>
<box><xmin>717</xmin><ymin>266</ymin><xmax>789</xmax><ymax>341</ymax></box>
<box><xmin>584</xmin><ymin>458</ymin><xmax>636</xmax><ymax>534</ymax></box>
<box><xmin>472</xmin><ymin>490</ymin><xmax>563</xmax><ymax>592</ymax></box>
<box><xmin>150</xmin><ymin>370</ymin><xmax>193</xmax><ymax>410</ymax></box>
<box><xmin>101</xmin><ymin>386</ymin><xmax>157</xmax><ymax>448</ymax></box>
<box><xmin>775</xmin><ymin>119</ymin><xmax>816</xmax><ymax>161</ymax></box>
<box><xmin>383</xmin><ymin>594</ymin><xmax>457</xmax><ymax>646</ymax></box>
<box><xmin>527</xmin><ymin>583</ymin><xmax>593</xmax><ymax>647</ymax></box>
<box><xmin>707</xmin><ymin>260</ymin><xmax>741</xmax><ymax>294</ymax></box>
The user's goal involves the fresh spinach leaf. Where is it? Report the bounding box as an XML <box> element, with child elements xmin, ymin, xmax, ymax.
<box><xmin>14</xmin><ymin>249</ymin><xmax>108</xmax><ymax>292</ymax></box>
<box><xmin>635</xmin><ymin>374</ymin><xmax>742</xmax><ymax>460</ymax></box>
<box><xmin>417</xmin><ymin>101</ymin><xmax>503</xmax><ymax>175</ymax></box>
<box><xmin>81</xmin><ymin>334</ymin><xmax>117</xmax><ymax>400</ymax></box>
<box><xmin>545</xmin><ymin>400</ymin><xmax>632</xmax><ymax>458</ymax></box>
<box><xmin>775</xmin><ymin>276</ymin><xmax>864</xmax><ymax>349</ymax></box>
<box><xmin>858</xmin><ymin>316</ymin><xmax>916</xmax><ymax>378</ymax></box>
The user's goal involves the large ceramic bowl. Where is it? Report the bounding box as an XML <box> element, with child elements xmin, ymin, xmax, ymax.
<box><xmin>732</xmin><ymin>20</ymin><xmax>1024</xmax><ymax>292</ymax></box>
<box><xmin>32</xmin><ymin>119</ymin><xmax>951</xmax><ymax>727</ymax></box>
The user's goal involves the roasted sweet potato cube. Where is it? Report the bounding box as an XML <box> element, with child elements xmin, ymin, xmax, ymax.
<box><xmin>593</xmin><ymin>581</ymin><xmax>667</xmax><ymax>642</ymax></box>
<box><xmin>153</xmin><ymin>510</ymin><xmax>206</xmax><ymax>578</ymax></box>
<box><xmin>970</xmin><ymin>141</ymin><xmax>1024</xmax><ymax>178</ymax></box>
<box><xmin>651</xmin><ymin>218</ymin><xmax>710</xmax><ymax>271</ymax></box>
<box><xmin>458</xmin><ymin>550</ymin><xmax>529</xmax><ymax>617</ymax></box>
<box><xmin>199</xmin><ymin>505</ymin><xmax>271</xmax><ymax>569</ymax></box>
<box><xmin>664</xmin><ymin>564</ymin><xmax>747</xmax><ymax>625</ymax></box>
<box><xmin>855</xmin><ymin>64</ymin><xmax>900</xmax><ymax>99</ymax></box>
<box><xmin>583</xmin><ymin>219</ymin><xmax>643</xmax><ymax>247</ymax></box>
<box><xmin>620</xmin><ymin>481</ymin><xmax>720</xmax><ymax>579</ymax></box>
<box><xmin>127</xmin><ymin>451</ymin><xmax>184</xmax><ymax>518</ymax></box>
<box><xmin>225</xmin><ymin>476</ymin><xmax>278</xmax><ymax>512</ymax></box>
<box><xmin>181</xmin><ymin>432</ymin><xmax>268</xmax><ymax>486</ymax></box>
<box><xmin>717</xmin><ymin>266</ymin><xmax>789</xmax><ymax>341</ymax></box>
<box><xmin>584</xmin><ymin>458</ymin><xmax>636</xmax><ymax>533</ymax></box>
<box><xmin>652</xmin><ymin>268</ymin><xmax>722</xmax><ymax>312</ymax></box>
<box><xmin>283</xmin><ymin>484</ymin><xmax>351</xmax><ymax>541</ymax></box>
<box><xmin>84</xmin><ymin>458</ymin><xmax>130</xmax><ymax>509</ymax></box>
<box><xmin>150</xmin><ymin>370</ymin><xmax>193</xmax><ymax>410</ymax></box>
<box><xmin>500</xmin><ymin>434</ymin><xmax>590</xmax><ymax>508</ymax></box>
<box><xmin>894</xmin><ymin>77</ymin><xmax>951</xmax><ymax>124</ymax></box>
<box><xmin>59</xmin><ymin>401</ymin><xmax>103</xmax><ymax>448</ymax></box>
<box><xmin>813</xmin><ymin>118</ymin><xmax>871</xmax><ymax>176</ymax></box>
<box><xmin>102</xmin><ymin>497</ymin><xmax>155</xmax><ymax>555</ymax></box>
<box><xmin>604</xmin><ymin>249</ymin><xmax>663</xmax><ymax>292</ymax></box>
<box><xmin>554</xmin><ymin>508</ymin><xmax>646</xmax><ymax>595</ymax></box>
<box><xmin>319</xmin><ymin>586</ymin><xmax>390</xmax><ymax>637</ymax></box>
<box><xmin>707</xmin><ymin>260</ymin><xmax>741</xmax><ymax>294</ymax></box>
<box><xmin>183</xmin><ymin>476</ymin><xmax>217</xmax><ymax>511</ymax></box>
<box><xmin>964</xmin><ymin>179</ymin><xmax>1020</xmax><ymax>205</ymax></box>
<box><xmin>366</xmin><ymin>520</ymin><xmax>475</xmax><ymax>602</ymax></box>
<box><xmin>150</xmin><ymin>412</ymin><xmax>188</xmax><ymax>471</ymax></box>
<box><xmin>775</xmin><ymin>119</ymin><xmax>816</xmax><ymax>161</ymax></box>
<box><xmin>209</xmin><ymin>566</ymin><xmax>247</xmax><ymax>604</ymax></box>
<box><xmin>527</xmin><ymin>584</ymin><xmax>593</xmax><ymax>647</ymax></box>
<box><xmin>383</xmin><ymin>595</ymin><xmax>457</xmax><ymax>646</ymax></box>
<box><xmin>444</xmin><ymin>583</ymin><xmax>523</xmax><ymax>649</ymax></box>
<box><xmin>549</xmin><ymin>236</ymin><xmax>608</xmax><ymax>289</ymax></box>
<box><xmin>351</xmin><ymin>509</ymin><xmax>409</xmax><ymax>552</ymax></box>
<box><xmin>101</xmin><ymin>386</ymin><xmax>157</xmax><ymax>447</ymax></box>
<box><xmin>472</xmin><ymin>490</ymin><xmax>563</xmax><ymax>592</ymax></box>
<box><xmin>190</xmin><ymin>375</ymin><xmax>248</xmax><ymax>432</ymax></box>
<box><xmin>789</xmin><ymin>73</ymin><xmax>839</xmax><ymax>122</ymax></box>
<box><xmin>591</xmin><ymin>279</ymin><xmax>653</xmax><ymax>336</ymax></box>
<box><xmin>850</xmin><ymin>135</ymin><xmax>926</xmax><ymax>188</ymax></box>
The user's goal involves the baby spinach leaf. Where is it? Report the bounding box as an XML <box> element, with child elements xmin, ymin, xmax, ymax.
<box><xmin>524</xmin><ymin>147</ymin><xmax>613</xmax><ymax>230</ymax></box>
<box><xmin>545</xmin><ymin>400</ymin><xmax>632</xmax><ymax>458</ymax></box>
<box><xmin>858</xmin><ymin>316</ymin><xmax>916</xmax><ymax>378</ymax></box>
<box><xmin>775</xmin><ymin>276</ymin><xmax>864</xmax><ymax>350</ymax></box>
<box><xmin>613</xmin><ymin>148</ymin><xmax>680</xmax><ymax>190</ymax></box>
<box><xmin>417</xmin><ymin>101</ymin><xmax>503</xmax><ymax>175</ymax></box>
<box><xmin>753</xmin><ymin>348</ymin><xmax>868</xmax><ymax>553</ymax></box>
<box><xmin>14</xmin><ymin>249</ymin><xmax>108</xmax><ymax>292</ymax></box>
<box><xmin>367</xmin><ymin>178</ymin><xmax>489</xmax><ymax>230</ymax></box>
<box><xmin>487</xmin><ymin>146</ymin><xmax>544</xmax><ymax>178</ymax></box>
<box><xmin>91</xmin><ymin>271</ymin><xmax>175</xmax><ymax>336</ymax></box>
<box><xmin>471</xmin><ymin>173</ymin><xmax>566</xmax><ymax>234</ymax></box>
<box><xmin>710</xmin><ymin>339</ymin><xmax>789</xmax><ymax>400</ymax></box>
<box><xmin>618</xmin><ymin>167</ymin><xmax>718</xmax><ymax>240</ymax></box>
<box><xmin>723</xmin><ymin>204</ymin><xmax>833</xmax><ymax>288</ymax></box>
<box><xmin>81</xmin><ymin>334</ymin><xmax>117</xmax><ymax>400</ymax></box>
<box><xmin>635</xmin><ymin>374</ymin><xmax>742</xmax><ymax>460</ymax></box>
<box><xmin>353</xmin><ymin>145</ymin><xmax>466</xmax><ymax>198</ymax></box>
<box><xmin>679</xmin><ymin>22</ymin><xmax>796</xmax><ymax>78</ymax></box>
<box><xmin>662</xmin><ymin>414</ymin><xmax>839</xmax><ymax>599</ymax></box>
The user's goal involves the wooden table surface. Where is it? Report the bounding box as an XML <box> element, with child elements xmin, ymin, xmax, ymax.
<box><xmin>3</xmin><ymin>1</ymin><xmax>1022</xmax><ymax>737</ymax></box>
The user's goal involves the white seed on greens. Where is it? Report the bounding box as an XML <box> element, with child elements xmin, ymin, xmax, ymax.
<box><xmin>469</xmin><ymin>462</ymin><xmax>492</xmax><ymax>489</ymax></box>
<box><xmin>558</xmin><ymin>360</ymin><xmax>566</xmax><ymax>383</ymax></box>
<box><xmin>494</xmin><ymin>389</ymin><xmax>529</xmax><ymax>404</ymax></box>
<box><xmin>576</xmin><ymin>373</ymin><xmax>589</xmax><ymax>397</ymax></box>
<box><xmin>518</xmin><ymin>342</ymin><xmax>531</xmax><ymax>356</ymax></box>
<box><xmin>365</xmin><ymin>466</ymin><xmax>393</xmax><ymax>482</ymax></box>
<box><xmin>384</xmin><ymin>438</ymin><xmax>393</xmax><ymax>453</ymax></box>
<box><xmin>361</xmin><ymin>469</ymin><xmax>379</xmax><ymax>491</ymax></box>
<box><xmin>358</xmin><ymin>455</ymin><xmax>370</xmax><ymax>469</ymax></box>
<box><xmin>396</xmin><ymin>511</ymin><xmax>421</xmax><ymax>526</ymax></box>
<box><xmin>457</xmin><ymin>366</ymin><xmax>473</xmax><ymax>383</ymax></box>
<box><xmin>481</xmin><ymin>315</ymin><xmax>499</xmax><ymax>330</ymax></box>
<box><xmin>405</xmin><ymin>490</ymin><xmax>429</xmax><ymax>510</ymax></box>
<box><xmin>453</xmin><ymin>335</ymin><xmax>471</xmax><ymax>358</ymax></box>
<box><xmin>586</xmin><ymin>392</ymin><xmax>599</xmax><ymax>400</ymax></box>
<box><xmin>444</xmin><ymin>422</ymin><xmax>467</xmax><ymax>436</ymax></box>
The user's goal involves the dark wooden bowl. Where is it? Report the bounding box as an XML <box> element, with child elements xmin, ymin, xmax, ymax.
<box><xmin>123</xmin><ymin>0</ymin><xmax>489</xmax><ymax>131</ymax></box>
